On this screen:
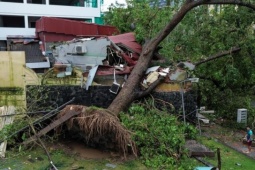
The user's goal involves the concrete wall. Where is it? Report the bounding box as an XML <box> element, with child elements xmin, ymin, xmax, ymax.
<box><xmin>0</xmin><ymin>52</ymin><xmax>26</xmax><ymax>107</ymax></box>
<box><xmin>0</xmin><ymin>51</ymin><xmax>40</xmax><ymax>107</ymax></box>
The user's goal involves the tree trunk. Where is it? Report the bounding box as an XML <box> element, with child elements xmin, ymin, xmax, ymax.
<box><xmin>108</xmin><ymin>0</ymin><xmax>255</xmax><ymax>116</ymax></box>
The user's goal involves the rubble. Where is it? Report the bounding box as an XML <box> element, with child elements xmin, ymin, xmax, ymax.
<box><xmin>1</xmin><ymin>17</ymin><xmax>198</xmax><ymax>94</ymax></box>
<box><xmin>50</xmin><ymin>31</ymin><xmax>197</xmax><ymax>94</ymax></box>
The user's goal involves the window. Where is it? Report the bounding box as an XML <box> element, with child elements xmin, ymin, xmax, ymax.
<box><xmin>0</xmin><ymin>41</ymin><xmax>7</xmax><ymax>51</ymax></box>
<box><xmin>28</xmin><ymin>16</ymin><xmax>41</xmax><ymax>28</ymax></box>
<box><xmin>0</xmin><ymin>0</ymin><xmax>23</xmax><ymax>3</ymax></box>
<box><xmin>27</xmin><ymin>0</ymin><xmax>46</xmax><ymax>4</ymax></box>
<box><xmin>50</xmin><ymin>0</ymin><xmax>81</xmax><ymax>7</ymax></box>
<box><xmin>85</xmin><ymin>0</ymin><xmax>97</xmax><ymax>8</ymax></box>
<box><xmin>0</xmin><ymin>15</ymin><xmax>25</xmax><ymax>28</ymax></box>
<box><xmin>49</xmin><ymin>0</ymin><xmax>98</xmax><ymax>8</ymax></box>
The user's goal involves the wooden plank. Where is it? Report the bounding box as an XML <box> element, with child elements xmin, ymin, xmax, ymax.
<box><xmin>185</xmin><ymin>140</ymin><xmax>215</xmax><ymax>158</ymax></box>
<box><xmin>200</xmin><ymin>110</ymin><xmax>215</xmax><ymax>114</ymax></box>
<box><xmin>189</xmin><ymin>151</ymin><xmax>215</xmax><ymax>157</ymax></box>
<box><xmin>23</xmin><ymin>110</ymin><xmax>80</xmax><ymax>145</ymax></box>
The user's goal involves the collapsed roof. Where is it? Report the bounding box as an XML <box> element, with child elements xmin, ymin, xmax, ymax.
<box><xmin>52</xmin><ymin>32</ymin><xmax>143</xmax><ymax>74</ymax></box>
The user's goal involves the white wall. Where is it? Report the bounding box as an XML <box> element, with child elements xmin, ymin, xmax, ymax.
<box><xmin>0</xmin><ymin>2</ymin><xmax>100</xmax><ymax>18</ymax></box>
<box><xmin>0</xmin><ymin>28</ymin><xmax>35</xmax><ymax>40</ymax></box>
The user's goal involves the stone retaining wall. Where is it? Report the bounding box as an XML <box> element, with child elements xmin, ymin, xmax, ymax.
<box><xmin>26</xmin><ymin>85</ymin><xmax>197</xmax><ymax>120</ymax></box>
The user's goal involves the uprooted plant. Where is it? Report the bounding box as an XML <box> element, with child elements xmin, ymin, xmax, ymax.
<box><xmin>52</xmin><ymin>99</ymin><xmax>198</xmax><ymax>169</ymax></box>
<box><xmin>120</xmin><ymin>101</ymin><xmax>198</xmax><ymax>169</ymax></box>
<box><xmin>55</xmin><ymin>105</ymin><xmax>138</xmax><ymax>158</ymax></box>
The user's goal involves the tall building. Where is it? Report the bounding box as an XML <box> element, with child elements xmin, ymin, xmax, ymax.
<box><xmin>0</xmin><ymin>0</ymin><xmax>102</xmax><ymax>41</ymax></box>
<box><xmin>149</xmin><ymin>0</ymin><xmax>175</xmax><ymax>8</ymax></box>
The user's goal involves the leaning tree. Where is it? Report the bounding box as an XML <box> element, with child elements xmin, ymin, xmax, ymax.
<box><xmin>46</xmin><ymin>0</ymin><xmax>255</xmax><ymax>157</ymax></box>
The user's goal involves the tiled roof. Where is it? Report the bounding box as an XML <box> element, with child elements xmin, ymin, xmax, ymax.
<box><xmin>10</xmin><ymin>42</ymin><xmax>45</xmax><ymax>63</ymax></box>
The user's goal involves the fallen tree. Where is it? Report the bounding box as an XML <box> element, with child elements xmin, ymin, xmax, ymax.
<box><xmin>108</xmin><ymin>0</ymin><xmax>255</xmax><ymax>115</ymax></box>
<box><xmin>26</xmin><ymin>0</ymin><xmax>255</xmax><ymax>158</ymax></box>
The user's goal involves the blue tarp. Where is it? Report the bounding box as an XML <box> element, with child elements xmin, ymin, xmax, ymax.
<box><xmin>194</xmin><ymin>167</ymin><xmax>213</xmax><ymax>170</ymax></box>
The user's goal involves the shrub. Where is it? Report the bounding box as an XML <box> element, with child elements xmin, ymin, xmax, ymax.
<box><xmin>120</xmin><ymin>102</ymin><xmax>198</xmax><ymax>169</ymax></box>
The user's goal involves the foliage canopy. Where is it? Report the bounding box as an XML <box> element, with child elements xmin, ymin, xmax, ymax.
<box><xmin>104</xmin><ymin>1</ymin><xmax>255</xmax><ymax>123</ymax></box>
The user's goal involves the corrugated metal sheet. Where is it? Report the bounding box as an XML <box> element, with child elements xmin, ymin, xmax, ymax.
<box><xmin>36</xmin><ymin>17</ymin><xmax>118</xmax><ymax>37</ymax></box>
<box><xmin>98</xmin><ymin>25</ymin><xmax>119</xmax><ymax>36</ymax></box>
<box><xmin>108</xmin><ymin>33</ymin><xmax>142</xmax><ymax>54</ymax></box>
<box><xmin>81</xmin><ymin>22</ymin><xmax>98</xmax><ymax>35</ymax></box>
<box><xmin>38</xmin><ymin>32</ymin><xmax>76</xmax><ymax>42</ymax></box>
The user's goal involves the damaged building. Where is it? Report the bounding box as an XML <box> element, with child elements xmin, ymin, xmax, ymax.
<box><xmin>0</xmin><ymin>15</ymin><xmax>198</xmax><ymax>123</ymax></box>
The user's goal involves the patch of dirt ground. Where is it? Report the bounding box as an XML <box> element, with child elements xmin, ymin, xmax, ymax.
<box><xmin>47</xmin><ymin>139</ymin><xmax>134</xmax><ymax>161</ymax></box>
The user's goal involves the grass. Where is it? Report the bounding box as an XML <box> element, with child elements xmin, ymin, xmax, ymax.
<box><xmin>1</xmin><ymin>136</ymin><xmax>254</xmax><ymax>170</ymax></box>
<box><xmin>0</xmin><ymin>146</ymin><xmax>148</xmax><ymax>170</ymax></box>
<box><xmin>198</xmin><ymin>137</ymin><xmax>255</xmax><ymax>170</ymax></box>
<box><xmin>0</xmin><ymin>145</ymin><xmax>207</xmax><ymax>170</ymax></box>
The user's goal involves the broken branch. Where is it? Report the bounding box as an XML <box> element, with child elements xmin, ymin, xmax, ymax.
<box><xmin>194</xmin><ymin>47</ymin><xmax>241</xmax><ymax>66</ymax></box>
<box><xmin>27</xmin><ymin>115</ymin><xmax>58</xmax><ymax>170</ymax></box>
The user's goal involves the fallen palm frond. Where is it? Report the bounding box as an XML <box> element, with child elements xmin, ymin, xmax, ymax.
<box><xmin>56</xmin><ymin>105</ymin><xmax>137</xmax><ymax>158</ymax></box>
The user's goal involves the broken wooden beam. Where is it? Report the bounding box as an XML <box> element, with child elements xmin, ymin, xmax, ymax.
<box><xmin>185</xmin><ymin>140</ymin><xmax>215</xmax><ymax>157</ymax></box>
<box><xmin>190</xmin><ymin>151</ymin><xmax>215</xmax><ymax>157</ymax></box>
<box><xmin>23</xmin><ymin>109</ymin><xmax>80</xmax><ymax>145</ymax></box>
<box><xmin>0</xmin><ymin>97</ymin><xmax>75</xmax><ymax>144</ymax></box>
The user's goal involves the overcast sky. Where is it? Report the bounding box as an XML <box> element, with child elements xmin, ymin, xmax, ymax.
<box><xmin>101</xmin><ymin>0</ymin><xmax>127</xmax><ymax>11</ymax></box>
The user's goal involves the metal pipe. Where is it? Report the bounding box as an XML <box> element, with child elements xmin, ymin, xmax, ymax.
<box><xmin>197</xmin><ymin>108</ymin><xmax>202</xmax><ymax>135</ymax></box>
<box><xmin>180</xmin><ymin>82</ymin><xmax>186</xmax><ymax>124</ymax></box>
